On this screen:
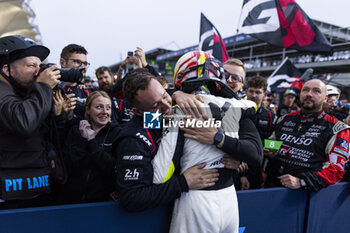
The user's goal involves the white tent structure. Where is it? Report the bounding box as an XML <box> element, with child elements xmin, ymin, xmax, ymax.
<box><xmin>0</xmin><ymin>0</ymin><xmax>42</xmax><ymax>43</ymax></box>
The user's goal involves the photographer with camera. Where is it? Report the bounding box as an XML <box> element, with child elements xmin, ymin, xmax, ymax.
<box><xmin>59</xmin><ymin>44</ymin><xmax>90</xmax><ymax>120</ymax></box>
<box><xmin>0</xmin><ymin>35</ymin><xmax>63</xmax><ymax>209</ymax></box>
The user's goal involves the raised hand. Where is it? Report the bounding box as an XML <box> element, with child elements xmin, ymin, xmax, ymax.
<box><xmin>79</xmin><ymin>120</ymin><xmax>97</xmax><ymax>141</ymax></box>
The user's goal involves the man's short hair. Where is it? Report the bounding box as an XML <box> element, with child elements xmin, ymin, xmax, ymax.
<box><xmin>95</xmin><ymin>66</ymin><xmax>113</xmax><ymax>77</ymax></box>
<box><xmin>123</xmin><ymin>68</ymin><xmax>156</xmax><ymax>106</ymax></box>
<box><xmin>60</xmin><ymin>44</ymin><xmax>88</xmax><ymax>60</ymax></box>
<box><xmin>224</xmin><ymin>58</ymin><xmax>246</xmax><ymax>74</ymax></box>
<box><xmin>156</xmin><ymin>76</ymin><xmax>169</xmax><ymax>87</ymax></box>
<box><xmin>247</xmin><ymin>76</ymin><xmax>267</xmax><ymax>91</ymax></box>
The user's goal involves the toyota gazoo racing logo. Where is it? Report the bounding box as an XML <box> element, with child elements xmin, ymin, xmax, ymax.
<box><xmin>278</xmin><ymin>145</ymin><xmax>291</xmax><ymax>156</ymax></box>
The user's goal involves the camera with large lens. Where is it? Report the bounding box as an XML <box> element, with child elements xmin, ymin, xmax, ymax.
<box><xmin>40</xmin><ymin>63</ymin><xmax>85</xmax><ymax>84</ymax></box>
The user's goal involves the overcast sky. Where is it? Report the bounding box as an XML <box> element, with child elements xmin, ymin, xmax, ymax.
<box><xmin>30</xmin><ymin>0</ymin><xmax>349</xmax><ymax>77</ymax></box>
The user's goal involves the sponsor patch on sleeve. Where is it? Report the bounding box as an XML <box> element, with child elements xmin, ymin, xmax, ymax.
<box><xmin>333</xmin><ymin>147</ymin><xmax>349</xmax><ymax>158</ymax></box>
<box><xmin>329</xmin><ymin>152</ymin><xmax>347</xmax><ymax>168</ymax></box>
<box><xmin>337</xmin><ymin>156</ymin><xmax>346</xmax><ymax>168</ymax></box>
<box><xmin>333</xmin><ymin>121</ymin><xmax>349</xmax><ymax>134</ymax></box>
<box><xmin>335</xmin><ymin>138</ymin><xmax>349</xmax><ymax>151</ymax></box>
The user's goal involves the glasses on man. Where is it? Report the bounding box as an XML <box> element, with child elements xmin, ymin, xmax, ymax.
<box><xmin>224</xmin><ymin>70</ymin><xmax>243</xmax><ymax>83</ymax></box>
<box><xmin>327</xmin><ymin>99</ymin><xmax>338</xmax><ymax>106</ymax></box>
<box><xmin>67</xmin><ymin>59</ymin><xmax>90</xmax><ymax>68</ymax></box>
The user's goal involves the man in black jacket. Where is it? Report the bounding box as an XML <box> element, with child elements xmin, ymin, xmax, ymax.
<box><xmin>0</xmin><ymin>35</ymin><xmax>61</xmax><ymax>208</ymax></box>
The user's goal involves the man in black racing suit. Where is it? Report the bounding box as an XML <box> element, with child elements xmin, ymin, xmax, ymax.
<box><xmin>244</xmin><ymin>76</ymin><xmax>277</xmax><ymax>189</ymax></box>
<box><xmin>266</xmin><ymin>79</ymin><xmax>350</xmax><ymax>191</ymax></box>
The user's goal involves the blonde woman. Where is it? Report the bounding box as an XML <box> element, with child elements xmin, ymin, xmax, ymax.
<box><xmin>59</xmin><ymin>91</ymin><xmax>121</xmax><ymax>204</ymax></box>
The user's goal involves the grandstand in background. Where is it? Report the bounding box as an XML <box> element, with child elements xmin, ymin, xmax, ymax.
<box><xmin>0</xmin><ymin>0</ymin><xmax>43</xmax><ymax>43</ymax></box>
<box><xmin>110</xmin><ymin>19</ymin><xmax>350</xmax><ymax>95</ymax></box>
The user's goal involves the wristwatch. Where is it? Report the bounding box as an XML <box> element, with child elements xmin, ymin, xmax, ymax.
<box><xmin>213</xmin><ymin>128</ymin><xmax>224</xmax><ymax>146</ymax></box>
<box><xmin>300</xmin><ymin>179</ymin><xmax>307</xmax><ymax>189</ymax></box>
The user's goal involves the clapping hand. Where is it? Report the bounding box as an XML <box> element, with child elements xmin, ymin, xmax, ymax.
<box><xmin>79</xmin><ymin>120</ymin><xmax>97</xmax><ymax>141</ymax></box>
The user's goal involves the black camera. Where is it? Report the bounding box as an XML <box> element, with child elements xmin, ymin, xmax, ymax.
<box><xmin>127</xmin><ymin>51</ymin><xmax>133</xmax><ymax>56</ymax></box>
<box><xmin>40</xmin><ymin>63</ymin><xmax>85</xmax><ymax>84</ymax></box>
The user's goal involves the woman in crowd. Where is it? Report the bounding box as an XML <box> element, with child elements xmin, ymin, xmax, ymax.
<box><xmin>59</xmin><ymin>91</ymin><xmax>121</xmax><ymax>204</ymax></box>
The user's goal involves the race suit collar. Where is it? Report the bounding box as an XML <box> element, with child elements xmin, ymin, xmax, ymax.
<box><xmin>300</xmin><ymin>110</ymin><xmax>325</xmax><ymax>123</ymax></box>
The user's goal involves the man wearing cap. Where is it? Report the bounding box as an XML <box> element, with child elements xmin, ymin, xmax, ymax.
<box><xmin>0</xmin><ymin>35</ymin><xmax>60</xmax><ymax>208</ymax></box>
<box><xmin>276</xmin><ymin>89</ymin><xmax>300</xmax><ymax>118</ymax></box>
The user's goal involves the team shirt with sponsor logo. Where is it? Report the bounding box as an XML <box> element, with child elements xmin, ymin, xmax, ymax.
<box><xmin>272</xmin><ymin>110</ymin><xmax>350</xmax><ymax>187</ymax></box>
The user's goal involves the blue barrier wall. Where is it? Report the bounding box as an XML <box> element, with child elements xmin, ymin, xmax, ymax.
<box><xmin>237</xmin><ymin>188</ymin><xmax>308</xmax><ymax>233</ymax></box>
<box><xmin>0</xmin><ymin>202</ymin><xmax>172</xmax><ymax>233</ymax></box>
<box><xmin>0</xmin><ymin>182</ymin><xmax>349</xmax><ymax>233</ymax></box>
<box><xmin>306</xmin><ymin>182</ymin><xmax>350</xmax><ymax>233</ymax></box>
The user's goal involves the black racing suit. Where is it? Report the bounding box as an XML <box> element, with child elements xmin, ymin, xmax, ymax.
<box><xmin>108</xmin><ymin>92</ymin><xmax>132</xmax><ymax>126</ymax></box>
<box><xmin>253</xmin><ymin>107</ymin><xmax>277</xmax><ymax>141</ymax></box>
<box><xmin>329</xmin><ymin>108</ymin><xmax>349</xmax><ymax>122</ymax></box>
<box><xmin>266</xmin><ymin>110</ymin><xmax>350</xmax><ymax>191</ymax></box>
<box><xmin>114</xmin><ymin>116</ymin><xmax>188</xmax><ymax>212</ymax></box>
<box><xmin>246</xmin><ymin>107</ymin><xmax>277</xmax><ymax>189</ymax></box>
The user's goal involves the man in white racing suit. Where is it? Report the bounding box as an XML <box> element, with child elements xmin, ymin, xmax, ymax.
<box><xmin>152</xmin><ymin>51</ymin><xmax>263</xmax><ymax>233</ymax></box>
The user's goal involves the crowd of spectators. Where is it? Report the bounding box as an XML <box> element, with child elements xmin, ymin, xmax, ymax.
<box><xmin>0</xmin><ymin>35</ymin><xmax>350</xmax><ymax>232</ymax></box>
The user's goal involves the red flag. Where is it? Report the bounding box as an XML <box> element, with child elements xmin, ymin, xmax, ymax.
<box><xmin>267</xmin><ymin>58</ymin><xmax>303</xmax><ymax>93</ymax></box>
<box><xmin>199</xmin><ymin>13</ymin><xmax>229</xmax><ymax>62</ymax></box>
<box><xmin>239</xmin><ymin>0</ymin><xmax>332</xmax><ymax>55</ymax></box>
